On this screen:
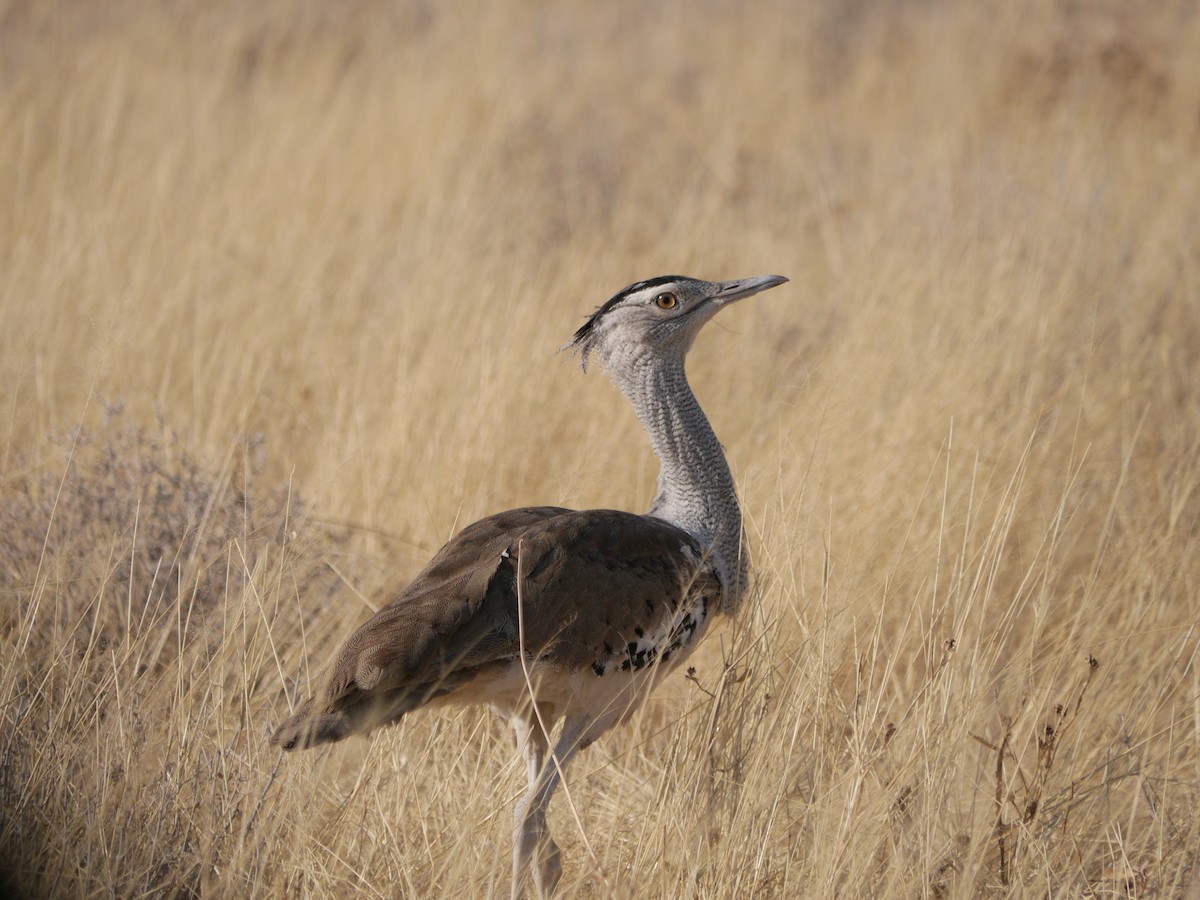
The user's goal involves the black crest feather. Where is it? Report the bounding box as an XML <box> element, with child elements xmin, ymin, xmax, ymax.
<box><xmin>568</xmin><ymin>276</ymin><xmax>685</xmax><ymax>355</ymax></box>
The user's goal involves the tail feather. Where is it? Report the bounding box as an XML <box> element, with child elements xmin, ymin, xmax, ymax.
<box><xmin>270</xmin><ymin>684</ymin><xmax>422</xmax><ymax>751</ymax></box>
<box><xmin>271</xmin><ymin>700</ymin><xmax>355</xmax><ymax>750</ymax></box>
<box><xmin>271</xmin><ymin>661</ymin><xmax>504</xmax><ymax>752</ymax></box>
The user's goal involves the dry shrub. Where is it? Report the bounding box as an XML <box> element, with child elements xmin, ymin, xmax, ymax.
<box><xmin>0</xmin><ymin>407</ymin><xmax>312</xmax><ymax>662</ymax></box>
<box><xmin>0</xmin><ymin>409</ymin><xmax>350</xmax><ymax>896</ymax></box>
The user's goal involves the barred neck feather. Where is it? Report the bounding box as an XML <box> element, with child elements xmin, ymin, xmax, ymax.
<box><xmin>616</xmin><ymin>355</ymin><xmax>748</xmax><ymax>606</ymax></box>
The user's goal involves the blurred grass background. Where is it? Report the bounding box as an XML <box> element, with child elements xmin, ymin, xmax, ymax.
<box><xmin>1</xmin><ymin>0</ymin><xmax>1199</xmax><ymax>896</ymax></box>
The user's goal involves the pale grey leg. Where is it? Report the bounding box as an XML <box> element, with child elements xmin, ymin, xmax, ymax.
<box><xmin>511</xmin><ymin>711</ymin><xmax>626</xmax><ymax>898</ymax></box>
<box><xmin>513</xmin><ymin>711</ymin><xmax>609</xmax><ymax>899</ymax></box>
<box><xmin>511</xmin><ymin>709</ymin><xmax>563</xmax><ymax>900</ymax></box>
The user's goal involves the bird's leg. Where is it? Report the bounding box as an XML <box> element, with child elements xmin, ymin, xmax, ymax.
<box><xmin>511</xmin><ymin>714</ymin><xmax>599</xmax><ymax>899</ymax></box>
<box><xmin>511</xmin><ymin>710</ymin><xmax>559</xmax><ymax>899</ymax></box>
<box><xmin>511</xmin><ymin>711</ymin><xmax>548</xmax><ymax>788</ymax></box>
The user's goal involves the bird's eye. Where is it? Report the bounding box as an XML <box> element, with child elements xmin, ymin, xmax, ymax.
<box><xmin>655</xmin><ymin>293</ymin><xmax>678</xmax><ymax>310</ymax></box>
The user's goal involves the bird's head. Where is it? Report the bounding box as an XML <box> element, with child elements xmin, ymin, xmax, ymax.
<box><xmin>565</xmin><ymin>274</ymin><xmax>788</xmax><ymax>373</ymax></box>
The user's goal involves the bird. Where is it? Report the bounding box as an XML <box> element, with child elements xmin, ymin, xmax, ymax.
<box><xmin>272</xmin><ymin>273</ymin><xmax>789</xmax><ymax>897</ymax></box>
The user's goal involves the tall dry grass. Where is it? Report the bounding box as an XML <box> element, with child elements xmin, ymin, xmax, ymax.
<box><xmin>2</xmin><ymin>0</ymin><xmax>1198</xmax><ymax>896</ymax></box>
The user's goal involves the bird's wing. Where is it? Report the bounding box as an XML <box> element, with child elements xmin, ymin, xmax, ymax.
<box><xmin>272</xmin><ymin>507</ymin><xmax>718</xmax><ymax>749</ymax></box>
<box><xmin>507</xmin><ymin>509</ymin><xmax>720</xmax><ymax>671</ymax></box>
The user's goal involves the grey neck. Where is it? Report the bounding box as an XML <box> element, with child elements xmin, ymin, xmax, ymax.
<box><xmin>612</xmin><ymin>356</ymin><xmax>749</xmax><ymax>605</ymax></box>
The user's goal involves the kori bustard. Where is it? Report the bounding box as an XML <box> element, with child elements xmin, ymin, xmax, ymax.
<box><xmin>272</xmin><ymin>273</ymin><xmax>788</xmax><ymax>896</ymax></box>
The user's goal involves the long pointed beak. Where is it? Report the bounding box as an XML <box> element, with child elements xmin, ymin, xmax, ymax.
<box><xmin>713</xmin><ymin>274</ymin><xmax>789</xmax><ymax>305</ymax></box>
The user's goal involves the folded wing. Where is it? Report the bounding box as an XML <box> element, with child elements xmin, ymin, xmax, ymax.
<box><xmin>272</xmin><ymin>507</ymin><xmax>718</xmax><ymax>749</ymax></box>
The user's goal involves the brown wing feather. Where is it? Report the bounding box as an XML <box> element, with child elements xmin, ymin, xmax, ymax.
<box><xmin>272</xmin><ymin>507</ymin><xmax>717</xmax><ymax>750</ymax></box>
<box><xmin>510</xmin><ymin>511</ymin><xmax>719</xmax><ymax>668</ymax></box>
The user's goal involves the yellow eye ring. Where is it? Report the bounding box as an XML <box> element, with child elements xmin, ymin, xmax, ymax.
<box><xmin>655</xmin><ymin>293</ymin><xmax>678</xmax><ymax>310</ymax></box>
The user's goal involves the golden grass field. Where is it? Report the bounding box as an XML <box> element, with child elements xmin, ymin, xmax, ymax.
<box><xmin>2</xmin><ymin>0</ymin><xmax>1199</xmax><ymax>895</ymax></box>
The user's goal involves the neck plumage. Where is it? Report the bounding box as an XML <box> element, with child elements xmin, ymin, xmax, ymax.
<box><xmin>615</xmin><ymin>356</ymin><xmax>748</xmax><ymax>606</ymax></box>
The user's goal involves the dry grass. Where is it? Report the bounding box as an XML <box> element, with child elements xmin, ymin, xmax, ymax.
<box><xmin>2</xmin><ymin>0</ymin><xmax>1199</xmax><ymax>896</ymax></box>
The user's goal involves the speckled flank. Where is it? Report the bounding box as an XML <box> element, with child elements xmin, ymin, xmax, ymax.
<box><xmin>589</xmin><ymin>593</ymin><xmax>711</xmax><ymax>676</ymax></box>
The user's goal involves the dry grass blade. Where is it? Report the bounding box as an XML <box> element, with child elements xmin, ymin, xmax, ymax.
<box><xmin>2</xmin><ymin>0</ymin><xmax>1199</xmax><ymax>896</ymax></box>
